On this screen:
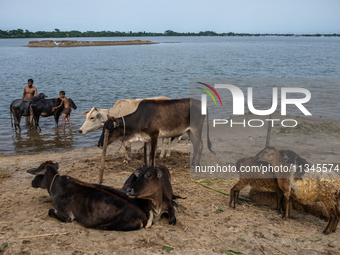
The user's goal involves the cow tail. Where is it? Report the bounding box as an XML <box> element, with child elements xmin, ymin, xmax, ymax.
<box><xmin>206</xmin><ymin>108</ymin><xmax>215</xmax><ymax>155</ymax></box>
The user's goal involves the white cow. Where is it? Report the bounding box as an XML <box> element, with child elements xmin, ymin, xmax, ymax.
<box><xmin>79</xmin><ymin>97</ymin><xmax>175</xmax><ymax>162</ymax></box>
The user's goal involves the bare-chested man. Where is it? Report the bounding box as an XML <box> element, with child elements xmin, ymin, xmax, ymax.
<box><xmin>22</xmin><ymin>79</ymin><xmax>38</xmax><ymax>125</ymax></box>
<box><xmin>52</xmin><ymin>91</ymin><xmax>72</xmax><ymax>130</ymax></box>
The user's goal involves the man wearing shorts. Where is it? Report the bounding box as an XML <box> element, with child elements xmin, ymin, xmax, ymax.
<box><xmin>22</xmin><ymin>79</ymin><xmax>38</xmax><ymax>125</ymax></box>
<box><xmin>52</xmin><ymin>91</ymin><xmax>72</xmax><ymax>130</ymax></box>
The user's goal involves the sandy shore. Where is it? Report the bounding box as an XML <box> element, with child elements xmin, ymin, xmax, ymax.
<box><xmin>24</xmin><ymin>40</ymin><xmax>159</xmax><ymax>47</ymax></box>
<box><xmin>1</xmin><ymin>115</ymin><xmax>340</xmax><ymax>254</ymax></box>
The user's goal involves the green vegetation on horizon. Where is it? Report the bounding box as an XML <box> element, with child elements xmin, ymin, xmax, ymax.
<box><xmin>0</xmin><ymin>28</ymin><xmax>339</xmax><ymax>38</ymax></box>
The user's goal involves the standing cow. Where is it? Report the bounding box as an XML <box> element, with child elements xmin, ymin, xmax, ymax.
<box><xmin>98</xmin><ymin>98</ymin><xmax>214</xmax><ymax>167</ymax></box>
<box><xmin>10</xmin><ymin>93</ymin><xmax>48</xmax><ymax>131</ymax></box>
<box><xmin>79</xmin><ymin>97</ymin><xmax>177</xmax><ymax>163</ymax></box>
<box><xmin>29</xmin><ymin>98</ymin><xmax>77</xmax><ymax>131</ymax></box>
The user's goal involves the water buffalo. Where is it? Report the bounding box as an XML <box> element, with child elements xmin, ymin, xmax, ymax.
<box><xmin>29</xmin><ymin>98</ymin><xmax>77</xmax><ymax>131</ymax></box>
<box><xmin>10</xmin><ymin>93</ymin><xmax>48</xmax><ymax>131</ymax></box>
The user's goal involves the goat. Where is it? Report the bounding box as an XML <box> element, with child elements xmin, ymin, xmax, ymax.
<box><xmin>229</xmin><ymin>157</ymin><xmax>283</xmax><ymax>211</ymax></box>
<box><xmin>256</xmin><ymin>146</ymin><xmax>340</xmax><ymax>235</ymax></box>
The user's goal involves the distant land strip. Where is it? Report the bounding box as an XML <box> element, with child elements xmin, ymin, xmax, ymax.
<box><xmin>1</xmin><ymin>29</ymin><xmax>340</xmax><ymax>38</ymax></box>
<box><xmin>24</xmin><ymin>40</ymin><xmax>159</xmax><ymax>47</ymax></box>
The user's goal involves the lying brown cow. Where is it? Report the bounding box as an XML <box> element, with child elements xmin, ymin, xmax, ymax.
<box><xmin>27</xmin><ymin>161</ymin><xmax>147</xmax><ymax>231</ymax></box>
<box><xmin>125</xmin><ymin>166</ymin><xmax>176</xmax><ymax>229</ymax></box>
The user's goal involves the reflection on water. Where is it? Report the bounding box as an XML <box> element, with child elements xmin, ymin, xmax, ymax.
<box><xmin>12</xmin><ymin>128</ymin><xmax>76</xmax><ymax>154</ymax></box>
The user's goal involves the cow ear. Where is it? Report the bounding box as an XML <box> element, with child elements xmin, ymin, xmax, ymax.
<box><xmin>82</xmin><ymin>111</ymin><xmax>89</xmax><ymax>116</ymax></box>
<box><xmin>96</xmin><ymin>113</ymin><xmax>101</xmax><ymax>119</ymax></box>
<box><xmin>27</xmin><ymin>167</ymin><xmax>47</xmax><ymax>176</ymax></box>
<box><xmin>156</xmin><ymin>169</ymin><xmax>162</xmax><ymax>178</ymax></box>
<box><xmin>134</xmin><ymin>169</ymin><xmax>143</xmax><ymax>177</ymax></box>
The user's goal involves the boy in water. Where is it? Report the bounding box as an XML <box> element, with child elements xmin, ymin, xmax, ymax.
<box><xmin>22</xmin><ymin>79</ymin><xmax>38</xmax><ymax>125</ymax></box>
<box><xmin>52</xmin><ymin>91</ymin><xmax>72</xmax><ymax>130</ymax></box>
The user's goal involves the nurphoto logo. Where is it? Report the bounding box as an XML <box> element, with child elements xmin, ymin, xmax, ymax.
<box><xmin>197</xmin><ymin>82</ymin><xmax>312</xmax><ymax>128</ymax></box>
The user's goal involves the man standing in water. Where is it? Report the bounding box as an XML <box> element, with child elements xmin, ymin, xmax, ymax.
<box><xmin>22</xmin><ymin>79</ymin><xmax>37</xmax><ymax>125</ymax></box>
<box><xmin>52</xmin><ymin>91</ymin><xmax>72</xmax><ymax>130</ymax></box>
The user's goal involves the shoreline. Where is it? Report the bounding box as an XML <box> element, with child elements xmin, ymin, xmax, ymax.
<box><xmin>24</xmin><ymin>39</ymin><xmax>160</xmax><ymax>47</ymax></box>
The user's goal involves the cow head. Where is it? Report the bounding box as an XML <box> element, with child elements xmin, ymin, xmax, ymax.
<box><xmin>68</xmin><ymin>98</ymin><xmax>77</xmax><ymax>110</ymax></box>
<box><xmin>36</xmin><ymin>93</ymin><xmax>48</xmax><ymax>99</ymax></box>
<box><xmin>125</xmin><ymin>166</ymin><xmax>163</xmax><ymax>199</ymax></box>
<box><xmin>27</xmin><ymin>161</ymin><xmax>59</xmax><ymax>189</ymax></box>
<box><xmin>78</xmin><ymin>107</ymin><xmax>104</xmax><ymax>135</ymax></box>
<box><xmin>97</xmin><ymin>116</ymin><xmax>120</xmax><ymax>148</ymax></box>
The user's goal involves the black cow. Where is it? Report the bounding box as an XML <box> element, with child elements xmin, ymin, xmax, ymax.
<box><xmin>27</xmin><ymin>161</ymin><xmax>147</xmax><ymax>231</ymax></box>
<box><xmin>97</xmin><ymin>98</ymin><xmax>214</xmax><ymax>167</ymax></box>
<box><xmin>29</xmin><ymin>98</ymin><xmax>77</xmax><ymax>131</ymax></box>
<box><xmin>10</xmin><ymin>93</ymin><xmax>48</xmax><ymax>131</ymax></box>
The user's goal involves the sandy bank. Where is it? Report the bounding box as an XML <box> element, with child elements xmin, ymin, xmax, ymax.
<box><xmin>24</xmin><ymin>40</ymin><xmax>159</xmax><ymax>47</ymax></box>
<box><xmin>1</xmin><ymin>115</ymin><xmax>340</xmax><ymax>254</ymax></box>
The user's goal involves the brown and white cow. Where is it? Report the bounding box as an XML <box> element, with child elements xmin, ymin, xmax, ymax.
<box><xmin>79</xmin><ymin>97</ymin><xmax>184</xmax><ymax>162</ymax></box>
<box><xmin>97</xmin><ymin>98</ymin><xmax>214</xmax><ymax>167</ymax></box>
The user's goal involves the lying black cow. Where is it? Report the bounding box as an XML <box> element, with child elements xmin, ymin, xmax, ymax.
<box><xmin>125</xmin><ymin>166</ymin><xmax>176</xmax><ymax>229</ymax></box>
<box><xmin>29</xmin><ymin>98</ymin><xmax>77</xmax><ymax>131</ymax></box>
<box><xmin>97</xmin><ymin>98</ymin><xmax>214</xmax><ymax>166</ymax></box>
<box><xmin>27</xmin><ymin>161</ymin><xmax>147</xmax><ymax>231</ymax></box>
<box><xmin>10</xmin><ymin>93</ymin><xmax>48</xmax><ymax>131</ymax></box>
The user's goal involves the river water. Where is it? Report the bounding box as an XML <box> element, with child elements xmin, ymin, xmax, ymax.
<box><xmin>1</xmin><ymin>36</ymin><xmax>339</xmax><ymax>155</ymax></box>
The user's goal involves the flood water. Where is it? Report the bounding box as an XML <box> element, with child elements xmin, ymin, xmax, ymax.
<box><xmin>1</xmin><ymin>36</ymin><xmax>340</xmax><ymax>155</ymax></box>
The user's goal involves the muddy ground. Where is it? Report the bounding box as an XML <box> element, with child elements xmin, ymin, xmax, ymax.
<box><xmin>1</xmin><ymin>115</ymin><xmax>340</xmax><ymax>254</ymax></box>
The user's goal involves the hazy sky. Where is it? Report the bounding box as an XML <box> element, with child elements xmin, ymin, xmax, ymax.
<box><xmin>1</xmin><ymin>0</ymin><xmax>339</xmax><ymax>34</ymax></box>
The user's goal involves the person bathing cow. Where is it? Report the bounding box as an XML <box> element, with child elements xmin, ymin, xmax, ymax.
<box><xmin>22</xmin><ymin>79</ymin><xmax>38</xmax><ymax>125</ymax></box>
<box><xmin>52</xmin><ymin>91</ymin><xmax>73</xmax><ymax>130</ymax></box>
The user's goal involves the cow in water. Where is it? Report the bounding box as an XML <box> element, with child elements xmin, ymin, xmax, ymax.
<box><xmin>98</xmin><ymin>98</ymin><xmax>214</xmax><ymax>167</ymax></box>
<box><xmin>10</xmin><ymin>93</ymin><xmax>48</xmax><ymax>131</ymax></box>
<box><xmin>29</xmin><ymin>98</ymin><xmax>77</xmax><ymax>131</ymax></box>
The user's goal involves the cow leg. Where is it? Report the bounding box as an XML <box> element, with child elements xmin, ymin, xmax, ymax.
<box><xmin>145</xmin><ymin>211</ymin><xmax>154</xmax><ymax>230</ymax></box>
<box><xmin>166</xmin><ymin>138</ymin><xmax>171</xmax><ymax>158</ymax></box>
<box><xmin>144</xmin><ymin>143</ymin><xmax>151</xmax><ymax>166</ymax></box>
<box><xmin>17</xmin><ymin>115</ymin><xmax>22</xmax><ymax>131</ymax></box>
<box><xmin>48</xmin><ymin>209</ymin><xmax>72</xmax><ymax>223</ymax></box>
<box><xmin>150</xmin><ymin>134</ymin><xmax>159</xmax><ymax>167</ymax></box>
<box><xmin>177</xmin><ymin>135</ymin><xmax>183</xmax><ymax>142</ymax></box>
<box><xmin>54</xmin><ymin>113</ymin><xmax>59</xmax><ymax>127</ymax></box>
<box><xmin>35</xmin><ymin>115</ymin><xmax>41</xmax><ymax>132</ymax></box>
<box><xmin>190</xmin><ymin>129</ymin><xmax>203</xmax><ymax>167</ymax></box>
<box><xmin>12</xmin><ymin>111</ymin><xmax>18</xmax><ymax>131</ymax></box>
<box><xmin>29</xmin><ymin>113</ymin><xmax>34</xmax><ymax>131</ymax></box>
<box><xmin>167</xmin><ymin>199</ymin><xmax>176</xmax><ymax>225</ymax></box>
<box><xmin>159</xmin><ymin>138</ymin><xmax>166</xmax><ymax>159</ymax></box>
<box><xmin>123</xmin><ymin>141</ymin><xmax>132</xmax><ymax>163</ymax></box>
